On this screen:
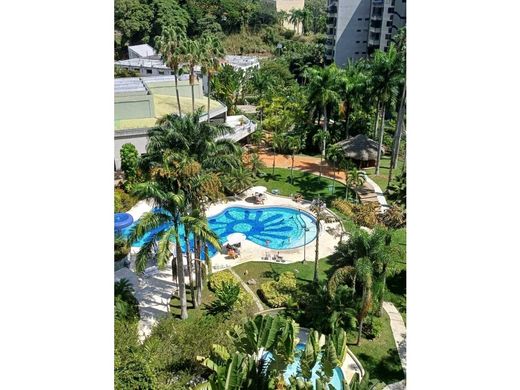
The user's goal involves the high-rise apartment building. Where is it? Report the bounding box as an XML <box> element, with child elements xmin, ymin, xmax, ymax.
<box><xmin>325</xmin><ymin>0</ymin><xmax>406</xmax><ymax>66</ymax></box>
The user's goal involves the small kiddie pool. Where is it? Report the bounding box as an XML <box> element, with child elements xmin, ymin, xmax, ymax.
<box><xmin>114</xmin><ymin>213</ymin><xmax>134</xmax><ymax>232</ymax></box>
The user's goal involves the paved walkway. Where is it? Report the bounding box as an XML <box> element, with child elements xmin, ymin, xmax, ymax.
<box><xmin>383</xmin><ymin>302</ymin><xmax>407</xmax><ymax>373</ymax></box>
<box><xmin>257</xmin><ymin>150</ymin><xmax>381</xmax><ymax>205</ymax></box>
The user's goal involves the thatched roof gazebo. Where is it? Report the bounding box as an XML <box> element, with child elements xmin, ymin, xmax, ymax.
<box><xmin>336</xmin><ymin>134</ymin><xmax>385</xmax><ymax>168</ymax></box>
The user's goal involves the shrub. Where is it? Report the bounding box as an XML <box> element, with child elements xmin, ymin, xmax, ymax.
<box><xmin>208</xmin><ymin>271</ymin><xmax>252</xmax><ymax>309</ymax></box>
<box><xmin>351</xmin><ymin>202</ymin><xmax>380</xmax><ymax>228</ymax></box>
<box><xmin>205</xmin><ymin>281</ymin><xmax>241</xmax><ymax>316</ymax></box>
<box><xmin>114</xmin><ymin>353</ymin><xmax>157</xmax><ymax>390</ymax></box>
<box><xmin>114</xmin><ymin>188</ymin><xmax>138</xmax><ymax>213</ymax></box>
<box><xmin>379</xmin><ymin>204</ymin><xmax>406</xmax><ymax>228</ymax></box>
<box><xmin>259</xmin><ymin>272</ymin><xmax>297</xmax><ymax>308</ymax></box>
<box><xmin>114</xmin><ymin>279</ymin><xmax>140</xmax><ymax>322</ymax></box>
<box><xmin>331</xmin><ymin>199</ymin><xmax>355</xmax><ymax>218</ymax></box>
<box><xmin>120</xmin><ymin>143</ymin><xmax>140</xmax><ymax>184</ymax></box>
<box><xmin>114</xmin><ymin>235</ymin><xmax>130</xmax><ymax>261</ymax></box>
<box><xmin>362</xmin><ymin>316</ymin><xmax>383</xmax><ymax>340</ymax></box>
<box><xmin>208</xmin><ymin>271</ymin><xmax>237</xmax><ymax>292</ymax></box>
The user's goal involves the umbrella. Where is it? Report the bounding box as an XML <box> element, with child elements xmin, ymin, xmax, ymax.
<box><xmin>227</xmin><ymin>233</ymin><xmax>247</xmax><ymax>245</ymax></box>
<box><xmin>250</xmin><ymin>186</ymin><xmax>267</xmax><ymax>194</ymax></box>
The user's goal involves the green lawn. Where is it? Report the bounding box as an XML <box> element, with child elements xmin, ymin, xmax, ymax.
<box><xmin>348</xmin><ymin>312</ymin><xmax>405</xmax><ymax>385</ymax></box>
<box><xmin>254</xmin><ymin>168</ymin><xmax>356</xmax><ymax>204</ymax></box>
<box><xmin>232</xmin><ymin>258</ymin><xmax>334</xmax><ymax>289</ymax></box>
<box><xmin>364</xmin><ymin>156</ymin><xmax>404</xmax><ymax>192</ymax></box>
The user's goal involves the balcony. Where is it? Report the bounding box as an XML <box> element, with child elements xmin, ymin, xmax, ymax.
<box><xmin>368</xmin><ymin>38</ymin><xmax>380</xmax><ymax>46</ymax></box>
<box><xmin>369</xmin><ymin>26</ymin><xmax>381</xmax><ymax>33</ymax></box>
<box><xmin>371</xmin><ymin>14</ymin><xmax>383</xmax><ymax>21</ymax></box>
<box><xmin>217</xmin><ymin>115</ymin><xmax>257</xmax><ymax>143</ymax></box>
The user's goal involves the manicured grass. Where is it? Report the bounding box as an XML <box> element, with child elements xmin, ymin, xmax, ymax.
<box><xmin>348</xmin><ymin>312</ymin><xmax>405</xmax><ymax>385</ymax></box>
<box><xmin>232</xmin><ymin>258</ymin><xmax>334</xmax><ymax>289</ymax></box>
<box><xmin>254</xmin><ymin>168</ymin><xmax>356</xmax><ymax>204</ymax></box>
<box><xmin>364</xmin><ymin>156</ymin><xmax>404</xmax><ymax>192</ymax></box>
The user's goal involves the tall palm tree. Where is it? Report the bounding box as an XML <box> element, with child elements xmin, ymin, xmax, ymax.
<box><xmin>182</xmin><ymin>212</ymin><xmax>221</xmax><ymax>307</ymax></box>
<box><xmin>313</xmin><ymin>128</ymin><xmax>330</xmax><ymax>180</ymax></box>
<box><xmin>270</xmin><ymin>131</ymin><xmax>285</xmax><ymax>175</ymax></box>
<box><xmin>339</xmin><ymin>61</ymin><xmax>369</xmax><ymax>140</ymax></box>
<box><xmin>184</xmin><ymin>38</ymin><xmax>203</xmax><ymax>113</ymax></box>
<box><xmin>326</xmin><ymin>143</ymin><xmax>344</xmax><ymax>193</ymax></box>
<box><xmin>200</xmin><ymin>34</ymin><xmax>225</xmax><ymax>122</ymax></box>
<box><xmin>155</xmin><ymin>26</ymin><xmax>187</xmax><ymax>116</ymax></box>
<box><xmin>306</xmin><ymin>66</ymin><xmax>340</xmax><ymax>180</ymax></box>
<box><xmin>286</xmin><ymin>135</ymin><xmax>303</xmax><ymax>184</ymax></box>
<box><xmin>388</xmin><ymin>84</ymin><xmax>406</xmax><ymax>186</ymax></box>
<box><xmin>128</xmin><ymin>181</ymin><xmax>189</xmax><ymax>319</ymax></box>
<box><xmin>355</xmin><ymin>256</ymin><xmax>373</xmax><ymax>345</ymax></box>
<box><xmin>369</xmin><ymin>45</ymin><xmax>402</xmax><ymax>175</ymax></box>
<box><xmin>248</xmin><ymin>70</ymin><xmax>275</xmax><ymax>130</ymax></box>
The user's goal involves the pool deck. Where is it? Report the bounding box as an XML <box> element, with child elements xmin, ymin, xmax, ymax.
<box><xmin>207</xmin><ymin>191</ymin><xmax>344</xmax><ymax>270</ymax></box>
<box><xmin>118</xmin><ymin>191</ymin><xmax>344</xmax><ymax>340</ymax></box>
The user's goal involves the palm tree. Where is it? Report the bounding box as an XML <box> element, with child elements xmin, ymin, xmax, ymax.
<box><xmin>312</xmin><ymin>128</ymin><xmax>330</xmax><ymax>180</ymax></box>
<box><xmin>184</xmin><ymin>38</ymin><xmax>203</xmax><ymax>113</ymax></box>
<box><xmin>248</xmin><ymin>71</ymin><xmax>275</xmax><ymax>130</ymax></box>
<box><xmin>182</xmin><ymin>212</ymin><xmax>221</xmax><ymax>307</ymax></box>
<box><xmin>326</xmin><ymin>143</ymin><xmax>344</xmax><ymax>193</ymax></box>
<box><xmin>369</xmin><ymin>45</ymin><xmax>402</xmax><ymax>175</ymax></box>
<box><xmin>388</xmin><ymin>84</ymin><xmax>406</xmax><ymax>187</ymax></box>
<box><xmin>270</xmin><ymin>131</ymin><xmax>285</xmax><ymax>175</ymax></box>
<box><xmin>223</xmin><ymin>166</ymin><xmax>254</xmax><ymax>196</ymax></box>
<box><xmin>345</xmin><ymin>167</ymin><xmax>366</xmax><ymax>201</ymax></box>
<box><xmin>200</xmin><ymin>34</ymin><xmax>225</xmax><ymax>122</ymax></box>
<box><xmin>339</xmin><ymin>61</ymin><xmax>369</xmax><ymax>139</ymax></box>
<box><xmin>248</xmin><ymin>152</ymin><xmax>265</xmax><ymax>178</ymax></box>
<box><xmin>286</xmin><ymin>135</ymin><xmax>303</xmax><ymax>184</ymax></box>
<box><xmin>355</xmin><ymin>257</ymin><xmax>373</xmax><ymax>345</ymax></box>
<box><xmin>289</xmin><ymin>9</ymin><xmax>304</xmax><ymax>35</ymax></box>
<box><xmin>155</xmin><ymin>26</ymin><xmax>187</xmax><ymax>116</ymax></box>
<box><xmin>277</xmin><ymin>10</ymin><xmax>288</xmax><ymax>27</ymax></box>
<box><xmin>306</xmin><ymin>66</ymin><xmax>340</xmax><ymax>180</ymax></box>
<box><xmin>147</xmin><ymin>111</ymin><xmax>243</xmax><ymax>173</ymax></box>
<box><xmin>128</xmin><ymin>181</ymin><xmax>189</xmax><ymax>319</ymax></box>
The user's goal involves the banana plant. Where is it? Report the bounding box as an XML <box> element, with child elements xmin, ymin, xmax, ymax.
<box><xmin>195</xmin><ymin>344</ymin><xmax>258</xmax><ymax>390</ymax></box>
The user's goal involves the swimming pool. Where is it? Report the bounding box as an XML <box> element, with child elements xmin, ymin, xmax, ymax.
<box><xmin>118</xmin><ymin>206</ymin><xmax>317</xmax><ymax>257</ymax></box>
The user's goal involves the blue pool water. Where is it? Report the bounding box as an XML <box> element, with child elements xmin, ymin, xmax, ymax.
<box><xmin>118</xmin><ymin>206</ymin><xmax>317</xmax><ymax>258</ymax></box>
<box><xmin>267</xmin><ymin>343</ymin><xmax>345</xmax><ymax>389</ymax></box>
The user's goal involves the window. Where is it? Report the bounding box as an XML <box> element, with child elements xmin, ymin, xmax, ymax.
<box><xmin>158</xmin><ymin>71</ymin><xmax>164</xmax><ymax>75</ymax></box>
<box><xmin>363</xmin><ymin>40</ymin><xmax>367</xmax><ymax>43</ymax></box>
<box><xmin>357</xmin><ymin>18</ymin><xmax>362</xmax><ymax>21</ymax></box>
<box><xmin>388</xmin><ymin>7</ymin><xmax>394</xmax><ymax>13</ymax></box>
<box><xmin>355</xmin><ymin>52</ymin><xmax>359</xmax><ymax>54</ymax></box>
<box><xmin>362</xmin><ymin>52</ymin><xmax>367</xmax><ymax>54</ymax></box>
<box><xmin>365</xmin><ymin>18</ymin><xmax>369</xmax><ymax>21</ymax></box>
<box><xmin>356</xmin><ymin>41</ymin><xmax>360</xmax><ymax>43</ymax></box>
<box><xmin>387</xmin><ymin>21</ymin><xmax>392</xmax><ymax>27</ymax></box>
<box><xmin>146</xmin><ymin>69</ymin><xmax>152</xmax><ymax>74</ymax></box>
<box><xmin>385</xmin><ymin>34</ymin><xmax>391</xmax><ymax>39</ymax></box>
<box><xmin>356</xmin><ymin>29</ymin><xmax>361</xmax><ymax>32</ymax></box>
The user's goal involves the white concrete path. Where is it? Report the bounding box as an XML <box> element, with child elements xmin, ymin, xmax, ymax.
<box><xmin>383</xmin><ymin>301</ymin><xmax>407</xmax><ymax>374</ymax></box>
